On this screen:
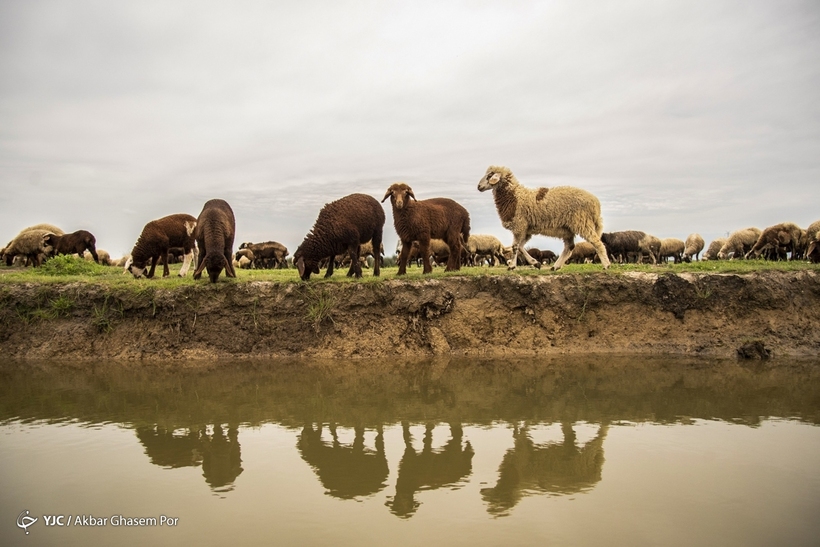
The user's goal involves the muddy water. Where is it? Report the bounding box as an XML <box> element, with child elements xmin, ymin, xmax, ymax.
<box><xmin>1</xmin><ymin>356</ymin><xmax>819</xmax><ymax>546</ymax></box>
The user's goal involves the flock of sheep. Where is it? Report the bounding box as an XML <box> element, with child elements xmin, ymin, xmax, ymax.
<box><xmin>3</xmin><ymin>165</ymin><xmax>820</xmax><ymax>282</ymax></box>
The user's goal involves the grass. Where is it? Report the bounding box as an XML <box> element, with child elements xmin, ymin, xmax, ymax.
<box><xmin>0</xmin><ymin>256</ymin><xmax>818</xmax><ymax>289</ymax></box>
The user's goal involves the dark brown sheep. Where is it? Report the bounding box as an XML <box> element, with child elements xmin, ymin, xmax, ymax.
<box><xmin>44</xmin><ymin>230</ymin><xmax>99</xmax><ymax>263</ymax></box>
<box><xmin>600</xmin><ymin>231</ymin><xmax>658</xmax><ymax>264</ymax></box>
<box><xmin>383</xmin><ymin>183</ymin><xmax>470</xmax><ymax>275</ymax></box>
<box><xmin>129</xmin><ymin>213</ymin><xmax>197</xmax><ymax>278</ymax></box>
<box><xmin>745</xmin><ymin>222</ymin><xmax>804</xmax><ymax>260</ymax></box>
<box><xmin>294</xmin><ymin>193</ymin><xmax>385</xmax><ymax>281</ymax></box>
<box><xmin>193</xmin><ymin>199</ymin><xmax>237</xmax><ymax>283</ymax></box>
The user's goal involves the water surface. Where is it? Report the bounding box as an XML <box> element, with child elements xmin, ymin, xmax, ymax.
<box><xmin>1</xmin><ymin>356</ymin><xmax>819</xmax><ymax>546</ymax></box>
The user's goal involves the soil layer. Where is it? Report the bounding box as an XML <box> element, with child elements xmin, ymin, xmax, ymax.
<box><xmin>1</xmin><ymin>270</ymin><xmax>818</xmax><ymax>360</ymax></box>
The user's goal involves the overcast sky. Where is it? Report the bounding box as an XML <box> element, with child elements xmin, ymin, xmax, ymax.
<box><xmin>1</xmin><ymin>0</ymin><xmax>818</xmax><ymax>258</ymax></box>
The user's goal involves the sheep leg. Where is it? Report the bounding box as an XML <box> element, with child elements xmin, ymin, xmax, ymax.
<box><xmin>585</xmin><ymin>235</ymin><xmax>611</xmax><ymax>270</ymax></box>
<box><xmin>346</xmin><ymin>243</ymin><xmax>362</xmax><ymax>278</ymax></box>
<box><xmin>509</xmin><ymin>233</ymin><xmax>539</xmax><ymax>270</ymax></box>
<box><xmin>178</xmin><ymin>250</ymin><xmax>194</xmax><ymax>277</ymax></box>
<box><xmin>396</xmin><ymin>240</ymin><xmax>412</xmax><ymax>275</ymax></box>
<box><xmin>161</xmin><ymin>250</ymin><xmax>171</xmax><ymax>277</ymax></box>
<box><xmin>552</xmin><ymin>237</ymin><xmax>576</xmax><ymax>270</ymax></box>
<box><xmin>147</xmin><ymin>255</ymin><xmax>159</xmax><ymax>278</ymax></box>
<box><xmin>419</xmin><ymin>240</ymin><xmax>433</xmax><ymax>274</ymax></box>
<box><xmin>325</xmin><ymin>257</ymin><xmax>336</xmax><ymax>278</ymax></box>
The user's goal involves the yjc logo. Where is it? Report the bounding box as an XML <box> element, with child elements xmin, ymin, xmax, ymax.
<box><xmin>17</xmin><ymin>510</ymin><xmax>38</xmax><ymax>535</ymax></box>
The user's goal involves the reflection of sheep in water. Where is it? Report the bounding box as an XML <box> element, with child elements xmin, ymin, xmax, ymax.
<box><xmin>135</xmin><ymin>423</ymin><xmax>243</xmax><ymax>491</ymax></box>
<box><xmin>387</xmin><ymin>422</ymin><xmax>474</xmax><ymax>518</ymax></box>
<box><xmin>477</xmin><ymin>165</ymin><xmax>610</xmax><ymax>270</ymax></box>
<box><xmin>481</xmin><ymin>422</ymin><xmax>608</xmax><ymax>516</ymax></box>
<box><xmin>297</xmin><ymin>423</ymin><xmax>388</xmax><ymax>500</ymax></box>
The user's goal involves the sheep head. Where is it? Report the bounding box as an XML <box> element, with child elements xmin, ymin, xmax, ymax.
<box><xmin>382</xmin><ymin>183</ymin><xmax>415</xmax><ymax>210</ymax></box>
<box><xmin>478</xmin><ymin>166</ymin><xmax>512</xmax><ymax>192</ymax></box>
<box><xmin>294</xmin><ymin>251</ymin><xmax>320</xmax><ymax>281</ymax></box>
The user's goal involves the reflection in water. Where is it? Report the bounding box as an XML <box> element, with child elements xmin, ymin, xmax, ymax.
<box><xmin>388</xmin><ymin>422</ymin><xmax>474</xmax><ymax>518</ymax></box>
<box><xmin>297</xmin><ymin>423</ymin><xmax>388</xmax><ymax>499</ymax></box>
<box><xmin>136</xmin><ymin>423</ymin><xmax>243</xmax><ymax>492</ymax></box>
<box><xmin>1</xmin><ymin>355</ymin><xmax>819</xmax><ymax>523</ymax></box>
<box><xmin>481</xmin><ymin>422</ymin><xmax>608</xmax><ymax>516</ymax></box>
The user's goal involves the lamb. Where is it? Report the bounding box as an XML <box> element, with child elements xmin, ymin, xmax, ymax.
<box><xmin>600</xmin><ymin>231</ymin><xmax>657</xmax><ymax>264</ymax></box>
<box><xmin>192</xmin><ymin>199</ymin><xmax>237</xmax><ymax>283</ymax></box>
<box><xmin>745</xmin><ymin>222</ymin><xmax>804</xmax><ymax>260</ymax></box>
<box><xmin>683</xmin><ymin>233</ymin><xmax>705</xmax><ymax>262</ymax></box>
<box><xmin>2</xmin><ymin>229</ymin><xmax>55</xmax><ymax>267</ymax></box>
<box><xmin>718</xmin><ymin>227</ymin><xmax>761</xmax><ymax>259</ymax></box>
<box><xmin>234</xmin><ymin>248</ymin><xmax>255</xmax><ymax>269</ymax></box>
<box><xmin>702</xmin><ymin>238</ymin><xmax>727</xmax><ymax>261</ymax></box>
<box><xmin>129</xmin><ymin>213</ymin><xmax>197</xmax><ymax>278</ymax></box>
<box><xmin>805</xmin><ymin>220</ymin><xmax>820</xmax><ymax>263</ymax></box>
<box><xmin>477</xmin><ymin>166</ymin><xmax>610</xmax><ymax>270</ymax></box>
<box><xmin>294</xmin><ymin>193</ymin><xmax>385</xmax><ymax>281</ymax></box>
<box><xmin>383</xmin><ymin>183</ymin><xmax>470</xmax><ymax>275</ymax></box>
<box><xmin>658</xmin><ymin>238</ymin><xmax>685</xmax><ymax>264</ymax></box>
<box><xmin>238</xmin><ymin>241</ymin><xmax>289</xmax><ymax>269</ymax></box>
<box><xmin>465</xmin><ymin>234</ymin><xmax>506</xmax><ymax>266</ymax></box>
<box><xmin>45</xmin><ymin>230</ymin><xmax>99</xmax><ymax>263</ymax></box>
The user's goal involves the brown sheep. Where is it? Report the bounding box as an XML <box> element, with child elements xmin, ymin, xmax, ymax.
<box><xmin>129</xmin><ymin>213</ymin><xmax>197</xmax><ymax>278</ymax></box>
<box><xmin>703</xmin><ymin>238</ymin><xmax>728</xmax><ymax>261</ymax></box>
<box><xmin>805</xmin><ymin>220</ymin><xmax>820</xmax><ymax>263</ymax></box>
<box><xmin>193</xmin><ymin>199</ymin><xmax>237</xmax><ymax>283</ymax></box>
<box><xmin>745</xmin><ymin>222</ymin><xmax>804</xmax><ymax>260</ymax></box>
<box><xmin>45</xmin><ymin>230</ymin><xmax>99</xmax><ymax>263</ymax></box>
<box><xmin>383</xmin><ymin>183</ymin><xmax>470</xmax><ymax>275</ymax></box>
<box><xmin>294</xmin><ymin>193</ymin><xmax>385</xmax><ymax>281</ymax></box>
<box><xmin>566</xmin><ymin>241</ymin><xmax>598</xmax><ymax>264</ymax></box>
<box><xmin>239</xmin><ymin>241</ymin><xmax>289</xmax><ymax>269</ymax></box>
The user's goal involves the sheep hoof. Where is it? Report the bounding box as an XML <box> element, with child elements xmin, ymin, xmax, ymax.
<box><xmin>533</xmin><ymin>262</ymin><xmax>542</xmax><ymax>270</ymax></box>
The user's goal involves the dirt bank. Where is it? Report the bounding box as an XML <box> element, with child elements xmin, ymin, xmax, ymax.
<box><xmin>1</xmin><ymin>270</ymin><xmax>819</xmax><ymax>360</ymax></box>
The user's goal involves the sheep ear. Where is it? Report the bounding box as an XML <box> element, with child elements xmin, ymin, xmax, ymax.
<box><xmin>408</xmin><ymin>190</ymin><xmax>416</xmax><ymax>201</ymax></box>
<box><xmin>296</xmin><ymin>256</ymin><xmax>306</xmax><ymax>277</ymax></box>
<box><xmin>489</xmin><ymin>173</ymin><xmax>501</xmax><ymax>185</ymax></box>
<box><xmin>381</xmin><ymin>189</ymin><xmax>392</xmax><ymax>203</ymax></box>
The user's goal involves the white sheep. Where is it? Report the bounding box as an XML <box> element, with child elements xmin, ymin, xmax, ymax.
<box><xmin>2</xmin><ymin>229</ymin><xmax>56</xmax><ymax>267</ymax></box>
<box><xmin>658</xmin><ymin>238</ymin><xmax>685</xmax><ymax>263</ymax></box>
<box><xmin>465</xmin><ymin>234</ymin><xmax>505</xmax><ymax>266</ymax></box>
<box><xmin>718</xmin><ymin>227</ymin><xmax>761</xmax><ymax>260</ymax></box>
<box><xmin>683</xmin><ymin>233</ymin><xmax>705</xmax><ymax>262</ymax></box>
<box><xmin>805</xmin><ymin>220</ymin><xmax>820</xmax><ymax>263</ymax></box>
<box><xmin>477</xmin><ymin>166</ymin><xmax>610</xmax><ymax>270</ymax></box>
<box><xmin>702</xmin><ymin>238</ymin><xmax>727</xmax><ymax>261</ymax></box>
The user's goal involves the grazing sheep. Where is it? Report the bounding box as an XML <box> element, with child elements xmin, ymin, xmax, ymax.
<box><xmin>465</xmin><ymin>234</ymin><xmax>506</xmax><ymax>266</ymax></box>
<box><xmin>805</xmin><ymin>220</ymin><xmax>820</xmax><ymax>263</ymax></box>
<box><xmin>234</xmin><ymin>248</ymin><xmax>255</xmax><ymax>269</ymax></box>
<box><xmin>129</xmin><ymin>213</ymin><xmax>197</xmax><ymax>278</ymax></box>
<box><xmin>239</xmin><ymin>241</ymin><xmax>289</xmax><ymax>269</ymax></box>
<box><xmin>45</xmin><ymin>230</ymin><xmax>99</xmax><ymax>263</ymax></box>
<box><xmin>477</xmin><ymin>166</ymin><xmax>610</xmax><ymax>270</ymax></box>
<box><xmin>658</xmin><ymin>238</ymin><xmax>685</xmax><ymax>264</ymax></box>
<box><xmin>718</xmin><ymin>227</ymin><xmax>761</xmax><ymax>260</ymax></box>
<box><xmin>600</xmin><ymin>231</ymin><xmax>655</xmax><ymax>264</ymax></box>
<box><xmin>192</xmin><ymin>199</ymin><xmax>237</xmax><ymax>283</ymax></box>
<box><xmin>2</xmin><ymin>229</ymin><xmax>55</xmax><ymax>267</ymax></box>
<box><xmin>84</xmin><ymin>249</ymin><xmax>111</xmax><ymax>265</ymax></box>
<box><xmin>702</xmin><ymin>238</ymin><xmax>727</xmax><ymax>261</ymax></box>
<box><xmin>383</xmin><ymin>183</ymin><xmax>470</xmax><ymax>275</ymax></box>
<box><xmin>745</xmin><ymin>222</ymin><xmax>804</xmax><ymax>260</ymax></box>
<box><xmin>525</xmin><ymin>248</ymin><xmax>556</xmax><ymax>265</ymax></box>
<box><xmin>566</xmin><ymin>241</ymin><xmax>598</xmax><ymax>264</ymax></box>
<box><xmin>294</xmin><ymin>193</ymin><xmax>385</xmax><ymax>281</ymax></box>
<box><xmin>683</xmin><ymin>233</ymin><xmax>705</xmax><ymax>262</ymax></box>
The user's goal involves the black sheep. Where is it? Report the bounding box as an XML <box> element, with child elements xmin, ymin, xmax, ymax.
<box><xmin>193</xmin><ymin>199</ymin><xmax>237</xmax><ymax>283</ymax></box>
<box><xmin>45</xmin><ymin>230</ymin><xmax>99</xmax><ymax>263</ymax></box>
<box><xmin>382</xmin><ymin>183</ymin><xmax>471</xmax><ymax>275</ymax></box>
<box><xmin>129</xmin><ymin>213</ymin><xmax>197</xmax><ymax>278</ymax></box>
<box><xmin>294</xmin><ymin>193</ymin><xmax>385</xmax><ymax>281</ymax></box>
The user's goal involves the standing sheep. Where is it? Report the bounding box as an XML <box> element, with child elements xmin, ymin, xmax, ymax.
<box><xmin>805</xmin><ymin>220</ymin><xmax>820</xmax><ymax>263</ymax></box>
<box><xmin>566</xmin><ymin>241</ymin><xmax>598</xmax><ymax>264</ymax></box>
<box><xmin>2</xmin><ymin>229</ymin><xmax>55</xmax><ymax>267</ymax></box>
<box><xmin>718</xmin><ymin>227</ymin><xmax>761</xmax><ymax>260</ymax></box>
<box><xmin>702</xmin><ymin>238</ymin><xmax>727</xmax><ymax>261</ymax></box>
<box><xmin>294</xmin><ymin>193</ymin><xmax>385</xmax><ymax>281</ymax></box>
<box><xmin>239</xmin><ymin>241</ymin><xmax>289</xmax><ymax>269</ymax></box>
<box><xmin>658</xmin><ymin>238</ymin><xmax>685</xmax><ymax>264</ymax></box>
<box><xmin>745</xmin><ymin>222</ymin><xmax>804</xmax><ymax>260</ymax></box>
<box><xmin>477</xmin><ymin>166</ymin><xmax>610</xmax><ymax>271</ymax></box>
<box><xmin>383</xmin><ymin>183</ymin><xmax>470</xmax><ymax>275</ymax></box>
<box><xmin>600</xmin><ymin>231</ymin><xmax>656</xmax><ymax>264</ymax></box>
<box><xmin>129</xmin><ymin>213</ymin><xmax>197</xmax><ymax>278</ymax></box>
<box><xmin>45</xmin><ymin>230</ymin><xmax>99</xmax><ymax>263</ymax></box>
<box><xmin>683</xmin><ymin>233</ymin><xmax>705</xmax><ymax>262</ymax></box>
<box><xmin>465</xmin><ymin>234</ymin><xmax>506</xmax><ymax>266</ymax></box>
<box><xmin>192</xmin><ymin>199</ymin><xmax>237</xmax><ymax>283</ymax></box>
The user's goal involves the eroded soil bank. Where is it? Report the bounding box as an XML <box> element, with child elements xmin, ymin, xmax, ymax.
<box><xmin>1</xmin><ymin>270</ymin><xmax>818</xmax><ymax>360</ymax></box>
